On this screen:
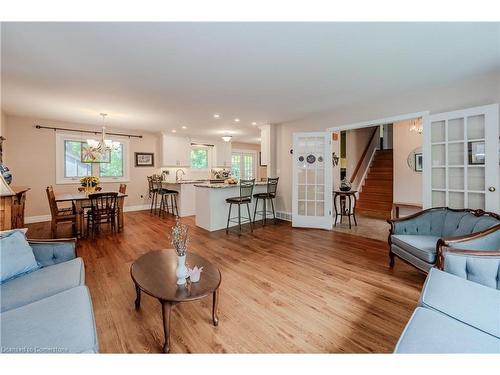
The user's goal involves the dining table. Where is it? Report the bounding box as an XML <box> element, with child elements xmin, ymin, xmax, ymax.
<box><xmin>54</xmin><ymin>191</ymin><xmax>128</xmax><ymax>238</ymax></box>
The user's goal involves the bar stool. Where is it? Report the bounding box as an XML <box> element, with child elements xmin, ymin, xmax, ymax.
<box><xmin>226</xmin><ymin>179</ymin><xmax>255</xmax><ymax>235</ymax></box>
<box><xmin>152</xmin><ymin>177</ymin><xmax>179</xmax><ymax>217</ymax></box>
<box><xmin>148</xmin><ymin>176</ymin><xmax>160</xmax><ymax>214</ymax></box>
<box><xmin>253</xmin><ymin>177</ymin><xmax>279</xmax><ymax>226</ymax></box>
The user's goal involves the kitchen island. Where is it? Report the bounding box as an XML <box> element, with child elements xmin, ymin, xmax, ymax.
<box><xmin>162</xmin><ymin>180</ymin><xmax>207</xmax><ymax>217</ymax></box>
<box><xmin>195</xmin><ymin>182</ymin><xmax>268</xmax><ymax>231</ymax></box>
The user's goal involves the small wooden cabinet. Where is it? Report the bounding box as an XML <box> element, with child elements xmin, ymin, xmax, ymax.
<box><xmin>161</xmin><ymin>134</ymin><xmax>191</xmax><ymax>167</ymax></box>
<box><xmin>215</xmin><ymin>141</ymin><xmax>232</xmax><ymax>168</ymax></box>
<box><xmin>0</xmin><ymin>186</ymin><xmax>30</xmax><ymax>230</ymax></box>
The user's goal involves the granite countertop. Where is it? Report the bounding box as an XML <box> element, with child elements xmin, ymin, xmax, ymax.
<box><xmin>194</xmin><ymin>182</ymin><xmax>268</xmax><ymax>189</ymax></box>
<box><xmin>162</xmin><ymin>180</ymin><xmax>210</xmax><ymax>184</ymax></box>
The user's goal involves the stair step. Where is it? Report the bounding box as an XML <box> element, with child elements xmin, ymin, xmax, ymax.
<box><xmin>357</xmin><ymin>201</ymin><xmax>393</xmax><ymax>210</ymax></box>
<box><xmin>357</xmin><ymin>208</ymin><xmax>392</xmax><ymax>220</ymax></box>
<box><xmin>358</xmin><ymin>193</ymin><xmax>393</xmax><ymax>202</ymax></box>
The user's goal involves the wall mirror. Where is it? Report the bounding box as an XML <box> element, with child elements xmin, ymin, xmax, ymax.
<box><xmin>407</xmin><ymin>147</ymin><xmax>423</xmax><ymax>172</ymax></box>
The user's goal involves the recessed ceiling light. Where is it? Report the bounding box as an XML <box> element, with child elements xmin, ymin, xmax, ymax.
<box><xmin>234</xmin><ymin>118</ymin><xmax>240</xmax><ymax>123</ymax></box>
<box><xmin>251</xmin><ymin>122</ymin><xmax>257</xmax><ymax>126</ymax></box>
<box><xmin>181</xmin><ymin>126</ymin><xmax>187</xmax><ymax>129</ymax></box>
<box><xmin>171</xmin><ymin>129</ymin><xmax>177</xmax><ymax>133</ymax></box>
<box><xmin>213</xmin><ymin>113</ymin><xmax>220</xmax><ymax>119</ymax></box>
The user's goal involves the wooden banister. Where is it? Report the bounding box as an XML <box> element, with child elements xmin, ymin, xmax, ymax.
<box><xmin>349</xmin><ymin>127</ymin><xmax>379</xmax><ymax>183</ymax></box>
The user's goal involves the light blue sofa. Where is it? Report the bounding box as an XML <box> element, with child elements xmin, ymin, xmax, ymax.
<box><xmin>1</xmin><ymin>238</ymin><xmax>98</xmax><ymax>353</ymax></box>
<box><xmin>395</xmin><ymin>241</ymin><xmax>500</xmax><ymax>353</ymax></box>
<box><xmin>388</xmin><ymin>207</ymin><xmax>500</xmax><ymax>272</ymax></box>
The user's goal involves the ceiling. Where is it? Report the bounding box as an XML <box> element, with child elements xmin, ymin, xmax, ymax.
<box><xmin>2</xmin><ymin>22</ymin><xmax>499</xmax><ymax>142</ymax></box>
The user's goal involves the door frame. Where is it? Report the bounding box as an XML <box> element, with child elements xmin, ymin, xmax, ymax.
<box><xmin>326</xmin><ymin>110</ymin><xmax>430</xmax><ymax>213</ymax></box>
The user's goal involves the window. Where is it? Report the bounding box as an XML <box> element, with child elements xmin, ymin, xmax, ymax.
<box><xmin>56</xmin><ymin>133</ymin><xmax>129</xmax><ymax>184</ymax></box>
<box><xmin>100</xmin><ymin>144</ymin><xmax>124</xmax><ymax>177</ymax></box>
<box><xmin>64</xmin><ymin>140</ymin><xmax>92</xmax><ymax>178</ymax></box>
<box><xmin>231</xmin><ymin>150</ymin><xmax>256</xmax><ymax>180</ymax></box>
<box><xmin>191</xmin><ymin>147</ymin><xmax>209</xmax><ymax>169</ymax></box>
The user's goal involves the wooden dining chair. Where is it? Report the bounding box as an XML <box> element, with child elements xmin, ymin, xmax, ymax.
<box><xmin>116</xmin><ymin>184</ymin><xmax>127</xmax><ymax>230</ymax></box>
<box><xmin>46</xmin><ymin>186</ymin><xmax>77</xmax><ymax>238</ymax></box>
<box><xmin>119</xmin><ymin>184</ymin><xmax>127</xmax><ymax>194</ymax></box>
<box><xmin>87</xmin><ymin>192</ymin><xmax>118</xmax><ymax>239</ymax></box>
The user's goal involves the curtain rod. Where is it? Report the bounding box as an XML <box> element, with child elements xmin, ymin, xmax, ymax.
<box><xmin>35</xmin><ymin>125</ymin><xmax>143</xmax><ymax>139</ymax></box>
<box><xmin>191</xmin><ymin>142</ymin><xmax>214</xmax><ymax>147</ymax></box>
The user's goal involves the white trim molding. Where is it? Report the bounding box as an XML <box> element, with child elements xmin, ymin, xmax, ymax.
<box><xmin>25</xmin><ymin>204</ymin><xmax>151</xmax><ymax>224</ymax></box>
<box><xmin>327</xmin><ymin>111</ymin><xmax>430</xmax><ymax>132</ymax></box>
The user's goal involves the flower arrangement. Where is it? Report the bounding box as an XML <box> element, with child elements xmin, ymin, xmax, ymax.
<box><xmin>80</xmin><ymin>175</ymin><xmax>100</xmax><ymax>187</ymax></box>
<box><xmin>170</xmin><ymin>217</ymin><xmax>189</xmax><ymax>257</ymax></box>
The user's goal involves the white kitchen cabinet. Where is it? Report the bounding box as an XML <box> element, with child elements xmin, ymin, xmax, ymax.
<box><xmin>260</xmin><ymin>124</ymin><xmax>271</xmax><ymax>166</ymax></box>
<box><xmin>161</xmin><ymin>134</ymin><xmax>191</xmax><ymax>167</ymax></box>
<box><xmin>215</xmin><ymin>141</ymin><xmax>232</xmax><ymax>168</ymax></box>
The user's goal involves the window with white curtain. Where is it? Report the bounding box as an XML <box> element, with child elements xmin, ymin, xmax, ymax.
<box><xmin>231</xmin><ymin>150</ymin><xmax>256</xmax><ymax>180</ymax></box>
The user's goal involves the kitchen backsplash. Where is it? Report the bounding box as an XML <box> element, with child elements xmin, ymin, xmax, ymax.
<box><xmin>159</xmin><ymin>167</ymin><xmax>230</xmax><ymax>182</ymax></box>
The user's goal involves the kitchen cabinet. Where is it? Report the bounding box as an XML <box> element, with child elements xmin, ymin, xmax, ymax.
<box><xmin>215</xmin><ymin>141</ymin><xmax>232</xmax><ymax>168</ymax></box>
<box><xmin>161</xmin><ymin>134</ymin><xmax>191</xmax><ymax>167</ymax></box>
<box><xmin>259</xmin><ymin>124</ymin><xmax>271</xmax><ymax>166</ymax></box>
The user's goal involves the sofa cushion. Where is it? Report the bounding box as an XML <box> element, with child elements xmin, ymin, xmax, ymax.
<box><xmin>420</xmin><ymin>268</ymin><xmax>500</xmax><ymax>338</ymax></box>
<box><xmin>0</xmin><ymin>230</ymin><xmax>39</xmax><ymax>283</ymax></box>
<box><xmin>391</xmin><ymin>235</ymin><xmax>440</xmax><ymax>263</ymax></box>
<box><xmin>0</xmin><ymin>286</ymin><xmax>98</xmax><ymax>353</ymax></box>
<box><xmin>394</xmin><ymin>307</ymin><xmax>500</xmax><ymax>353</ymax></box>
<box><xmin>443</xmin><ymin>252</ymin><xmax>500</xmax><ymax>290</ymax></box>
<box><xmin>0</xmin><ymin>257</ymin><xmax>85</xmax><ymax>313</ymax></box>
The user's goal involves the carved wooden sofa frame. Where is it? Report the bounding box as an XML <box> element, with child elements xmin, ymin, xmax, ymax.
<box><xmin>387</xmin><ymin>207</ymin><xmax>500</xmax><ymax>272</ymax></box>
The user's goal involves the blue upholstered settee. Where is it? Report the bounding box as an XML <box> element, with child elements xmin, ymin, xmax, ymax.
<box><xmin>388</xmin><ymin>207</ymin><xmax>500</xmax><ymax>272</ymax></box>
<box><xmin>395</xmin><ymin>244</ymin><xmax>500</xmax><ymax>353</ymax></box>
<box><xmin>0</xmin><ymin>238</ymin><xmax>98</xmax><ymax>353</ymax></box>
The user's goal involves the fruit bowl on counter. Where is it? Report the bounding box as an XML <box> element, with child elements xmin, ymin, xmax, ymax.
<box><xmin>225</xmin><ymin>177</ymin><xmax>238</xmax><ymax>185</ymax></box>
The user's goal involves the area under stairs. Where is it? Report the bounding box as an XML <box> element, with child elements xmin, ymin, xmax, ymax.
<box><xmin>356</xmin><ymin>149</ymin><xmax>393</xmax><ymax>220</ymax></box>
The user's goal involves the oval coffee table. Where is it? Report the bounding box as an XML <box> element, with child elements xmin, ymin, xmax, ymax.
<box><xmin>130</xmin><ymin>249</ymin><xmax>221</xmax><ymax>353</ymax></box>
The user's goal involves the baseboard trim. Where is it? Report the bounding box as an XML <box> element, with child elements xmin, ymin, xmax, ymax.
<box><xmin>25</xmin><ymin>204</ymin><xmax>152</xmax><ymax>224</ymax></box>
<box><xmin>276</xmin><ymin>211</ymin><xmax>292</xmax><ymax>222</ymax></box>
<box><xmin>25</xmin><ymin>215</ymin><xmax>52</xmax><ymax>224</ymax></box>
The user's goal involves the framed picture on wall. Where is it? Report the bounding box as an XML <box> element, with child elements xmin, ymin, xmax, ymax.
<box><xmin>134</xmin><ymin>152</ymin><xmax>154</xmax><ymax>167</ymax></box>
<box><xmin>414</xmin><ymin>153</ymin><xmax>423</xmax><ymax>172</ymax></box>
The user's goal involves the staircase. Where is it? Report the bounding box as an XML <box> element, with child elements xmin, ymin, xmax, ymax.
<box><xmin>356</xmin><ymin>149</ymin><xmax>393</xmax><ymax>219</ymax></box>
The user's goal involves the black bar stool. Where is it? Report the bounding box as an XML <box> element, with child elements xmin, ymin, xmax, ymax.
<box><xmin>151</xmin><ymin>176</ymin><xmax>179</xmax><ymax>217</ymax></box>
<box><xmin>226</xmin><ymin>179</ymin><xmax>255</xmax><ymax>235</ymax></box>
<box><xmin>253</xmin><ymin>177</ymin><xmax>279</xmax><ymax>226</ymax></box>
<box><xmin>147</xmin><ymin>176</ymin><xmax>159</xmax><ymax>214</ymax></box>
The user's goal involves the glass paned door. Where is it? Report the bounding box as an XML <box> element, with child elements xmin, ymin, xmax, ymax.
<box><xmin>292</xmin><ymin>132</ymin><xmax>332</xmax><ymax>229</ymax></box>
<box><xmin>424</xmin><ymin>104</ymin><xmax>499</xmax><ymax>212</ymax></box>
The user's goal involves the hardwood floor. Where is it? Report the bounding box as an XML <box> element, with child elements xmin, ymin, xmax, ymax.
<box><xmin>26</xmin><ymin>211</ymin><xmax>426</xmax><ymax>353</ymax></box>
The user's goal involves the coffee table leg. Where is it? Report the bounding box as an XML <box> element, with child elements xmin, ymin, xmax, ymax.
<box><xmin>162</xmin><ymin>301</ymin><xmax>172</xmax><ymax>353</ymax></box>
<box><xmin>212</xmin><ymin>289</ymin><xmax>219</xmax><ymax>326</ymax></box>
<box><xmin>134</xmin><ymin>283</ymin><xmax>141</xmax><ymax>309</ymax></box>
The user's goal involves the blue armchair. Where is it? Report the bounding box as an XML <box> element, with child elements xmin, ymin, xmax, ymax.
<box><xmin>387</xmin><ymin>207</ymin><xmax>500</xmax><ymax>273</ymax></box>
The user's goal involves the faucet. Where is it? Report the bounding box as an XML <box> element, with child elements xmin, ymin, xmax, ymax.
<box><xmin>176</xmin><ymin>169</ymin><xmax>185</xmax><ymax>182</ymax></box>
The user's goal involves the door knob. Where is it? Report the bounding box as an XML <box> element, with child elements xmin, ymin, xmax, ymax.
<box><xmin>488</xmin><ymin>186</ymin><xmax>496</xmax><ymax>192</ymax></box>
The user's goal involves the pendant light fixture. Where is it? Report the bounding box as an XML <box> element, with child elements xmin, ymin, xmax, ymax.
<box><xmin>87</xmin><ymin>113</ymin><xmax>118</xmax><ymax>152</ymax></box>
<box><xmin>409</xmin><ymin>117</ymin><xmax>423</xmax><ymax>134</ymax></box>
<box><xmin>221</xmin><ymin>135</ymin><xmax>232</xmax><ymax>142</ymax></box>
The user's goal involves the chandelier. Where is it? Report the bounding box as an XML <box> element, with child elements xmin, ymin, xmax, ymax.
<box><xmin>87</xmin><ymin>113</ymin><xmax>119</xmax><ymax>152</ymax></box>
<box><xmin>409</xmin><ymin>117</ymin><xmax>423</xmax><ymax>134</ymax></box>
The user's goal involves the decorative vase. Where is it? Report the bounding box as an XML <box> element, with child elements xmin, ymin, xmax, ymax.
<box><xmin>175</xmin><ymin>255</ymin><xmax>189</xmax><ymax>285</ymax></box>
<box><xmin>339</xmin><ymin>177</ymin><xmax>352</xmax><ymax>191</ymax></box>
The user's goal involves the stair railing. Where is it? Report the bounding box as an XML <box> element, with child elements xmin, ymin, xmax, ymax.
<box><xmin>349</xmin><ymin>127</ymin><xmax>379</xmax><ymax>184</ymax></box>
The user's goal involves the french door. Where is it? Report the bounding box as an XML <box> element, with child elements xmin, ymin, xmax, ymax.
<box><xmin>423</xmin><ymin>104</ymin><xmax>499</xmax><ymax>212</ymax></box>
<box><xmin>292</xmin><ymin>132</ymin><xmax>332</xmax><ymax>229</ymax></box>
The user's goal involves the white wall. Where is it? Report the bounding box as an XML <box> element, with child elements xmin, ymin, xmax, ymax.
<box><xmin>274</xmin><ymin>71</ymin><xmax>500</xmax><ymax>214</ymax></box>
<box><xmin>345</xmin><ymin>126</ymin><xmax>378</xmax><ymax>190</ymax></box>
<box><xmin>393</xmin><ymin>119</ymin><xmax>423</xmax><ymax>212</ymax></box>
